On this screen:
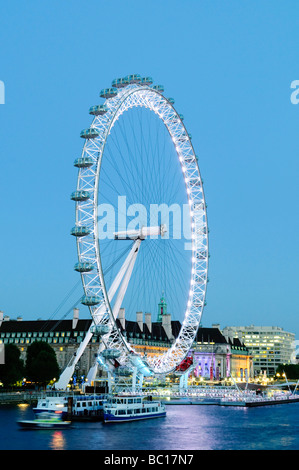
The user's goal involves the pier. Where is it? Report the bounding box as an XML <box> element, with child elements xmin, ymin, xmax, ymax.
<box><xmin>150</xmin><ymin>386</ymin><xmax>299</xmax><ymax>408</ymax></box>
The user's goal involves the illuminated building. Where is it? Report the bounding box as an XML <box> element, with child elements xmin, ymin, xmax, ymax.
<box><xmin>222</xmin><ymin>325</ymin><xmax>295</xmax><ymax>377</ymax></box>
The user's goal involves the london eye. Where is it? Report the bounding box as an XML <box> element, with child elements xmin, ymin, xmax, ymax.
<box><xmin>56</xmin><ymin>74</ymin><xmax>209</xmax><ymax>389</ymax></box>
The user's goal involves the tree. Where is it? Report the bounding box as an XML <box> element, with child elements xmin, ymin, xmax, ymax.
<box><xmin>0</xmin><ymin>344</ymin><xmax>24</xmax><ymax>387</ymax></box>
<box><xmin>25</xmin><ymin>341</ymin><xmax>60</xmax><ymax>387</ymax></box>
<box><xmin>276</xmin><ymin>364</ymin><xmax>299</xmax><ymax>380</ymax></box>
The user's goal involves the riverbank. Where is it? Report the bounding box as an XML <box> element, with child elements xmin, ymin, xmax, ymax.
<box><xmin>0</xmin><ymin>391</ymin><xmax>42</xmax><ymax>405</ymax></box>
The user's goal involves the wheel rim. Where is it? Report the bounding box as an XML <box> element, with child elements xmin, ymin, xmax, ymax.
<box><xmin>72</xmin><ymin>77</ymin><xmax>209</xmax><ymax>375</ymax></box>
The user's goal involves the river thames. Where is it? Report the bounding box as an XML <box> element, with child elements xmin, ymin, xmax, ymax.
<box><xmin>0</xmin><ymin>402</ymin><xmax>298</xmax><ymax>450</ymax></box>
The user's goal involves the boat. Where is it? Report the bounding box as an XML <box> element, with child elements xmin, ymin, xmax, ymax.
<box><xmin>33</xmin><ymin>394</ymin><xmax>106</xmax><ymax>421</ymax></box>
<box><xmin>18</xmin><ymin>412</ymin><xmax>72</xmax><ymax>429</ymax></box>
<box><xmin>103</xmin><ymin>395</ymin><xmax>166</xmax><ymax>423</ymax></box>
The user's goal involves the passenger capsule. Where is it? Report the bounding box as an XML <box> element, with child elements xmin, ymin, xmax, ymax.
<box><xmin>168</xmin><ymin>97</ymin><xmax>175</xmax><ymax>105</ymax></box>
<box><xmin>70</xmin><ymin>226</ymin><xmax>91</xmax><ymax>237</ymax></box>
<box><xmin>111</xmin><ymin>77</ymin><xmax>129</xmax><ymax>88</ymax></box>
<box><xmin>140</xmin><ymin>77</ymin><xmax>153</xmax><ymax>85</ymax></box>
<box><xmin>179</xmin><ymin>114</ymin><xmax>184</xmax><ymax>121</ymax></box>
<box><xmin>101</xmin><ymin>348</ymin><xmax>121</xmax><ymax>359</ymax></box>
<box><xmin>81</xmin><ymin>295</ymin><xmax>101</xmax><ymax>306</ymax></box>
<box><xmin>125</xmin><ymin>74</ymin><xmax>142</xmax><ymax>84</ymax></box>
<box><xmin>99</xmin><ymin>87</ymin><xmax>118</xmax><ymax>99</ymax></box>
<box><xmin>74</xmin><ymin>262</ymin><xmax>94</xmax><ymax>273</ymax></box>
<box><xmin>80</xmin><ymin>128</ymin><xmax>100</xmax><ymax>139</ymax></box>
<box><xmin>152</xmin><ymin>85</ymin><xmax>164</xmax><ymax>93</ymax></box>
<box><xmin>89</xmin><ymin>104</ymin><xmax>108</xmax><ymax>116</ymax></box>
<box><xmin>74</xmin><ymin>157</ymin><xmax>94</xmax><ymax>168</ymax></box>
<box><xmin>70</xmin><ymin>190</ymin><xmax>91</xmax><ymax>202</ymax></box>
<box><xmin>90</xmin><ymin>324</ymin><xmax>110</xmax><ymax>335</ymax></box>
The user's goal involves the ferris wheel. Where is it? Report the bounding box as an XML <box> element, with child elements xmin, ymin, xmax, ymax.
<box><xmin>56</xmin><ymin>74</ymin><xmax>209</xmax><ymax>389</ymax></box>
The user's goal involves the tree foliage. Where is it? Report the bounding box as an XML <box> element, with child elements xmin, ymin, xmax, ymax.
<box><xmin>26</xmin><ymin>341</ymin><xmax>60</xmax><ymax>386</ymax></box>
<box><xmin>276</xmin><ymin>364</ymin><xmax>299</xmax><ymax>380</ymax></box>
<box><xmin>0</xmin><ymin>344</ymin><xmax>24</xmax><ymax>387</ymax></box>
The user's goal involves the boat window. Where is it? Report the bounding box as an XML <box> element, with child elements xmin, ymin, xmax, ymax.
<box><xmin>128</xmin><ymin>399</ymin><xmax>133</xmax><ymax>404</ymax></box>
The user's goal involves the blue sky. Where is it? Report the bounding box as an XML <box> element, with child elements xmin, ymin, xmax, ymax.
<box><xmin>0</xmin><ymin>1</ymin><xmax>298</xmax><ymax>338</ymax></box>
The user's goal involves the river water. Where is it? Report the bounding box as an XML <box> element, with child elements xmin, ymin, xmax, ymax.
<box><xmin>0</xmin><ymin>402</ymin><xmax>298</xmax><ymax>451</ymax></box>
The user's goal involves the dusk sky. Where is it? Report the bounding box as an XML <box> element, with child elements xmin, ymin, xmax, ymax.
<box><xmin>0</xmin><ymin>1</ymin><xmax>298</xmax><ymax>338</ymax></box>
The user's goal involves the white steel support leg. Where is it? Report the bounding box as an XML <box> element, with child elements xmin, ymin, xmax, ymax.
<box><xmin>86</xmin><ymin>239</ymin><xmax>141</xmax><ymax>385</ymax></box>
<box><xmin>56</xmin><ymin>240</ymin><xmax>142</xmax><ymax>390</ymax></box>
<box><xmin>111</xmin><ymin>239</ymin><xmax>141</xmax><ymax>321</ymax></box>
<box><xmin>107</xmin><ymin>370</ymin><xmax>112</xmax><ymax>393</ymax></box>
<box><xmin>179</xmin><ymin>372</ymin><xmax>188</xmax><ymax>392</ymax></box>
<box><xmin>132</xmin><ymin>367</ymin><xmax>137</xmax><ymax>393</ymax></box>
<box><xmin>138</xmin><ymin>374</ymin><xmax>144</xmax><ymax>391</ymax></box>
<box><xmin>86</xmin><ymin>357</ymin><xmax>102</xmax><ymax>385</ymax></box>
<box><xmin>54</xmin><ymin>327</ymin><xmax>94</xmax><ymax>390</ymax></box>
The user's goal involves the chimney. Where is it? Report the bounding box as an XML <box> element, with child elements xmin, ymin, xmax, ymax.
<box><xmin>17</xmin><ymin>316</ymin><xmax>23</xmax><ymax>321</ymax></box>
<box><xmin>223</xmin><ymin>327</ymin><xmax>234</xmax><ymax>343</ymax></box>
<box><xmin>0</xmin><ymin>311</ymin><xmax>3</xmax><ymax>328</ymax></box>
<box><xmin>237</xmin><ymin>331</ymin><xmax>243</xmax><ymax>343</ymax></box>
<box><xmin>145</xmin><ymin>312</ymin><xmax>152</xmax><ymax>334</ymax></box>
<box><xmin>3</xmin><ymin>315</ymin><xmax>10</xmax><ymax>322</ymax></box>
<box><xmin>136</xmin><ymin>311</ymin><xmax>143</xmax><ymax>332</ymax></box>
<box><xmin>118</xmin><ymin>308</ymin><xmax>126</xmax><ymax>330</ymax></box>
<box><xmin>162</xmin><ymin>314</ymin><xmax>173</xmax><ymax>341</ymax></box>
<box><xmin>72</xmin><ymin>308</ymin><xmax>79</xmax><ymax>329</ymax></box>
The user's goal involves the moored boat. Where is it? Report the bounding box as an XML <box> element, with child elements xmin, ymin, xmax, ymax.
<box><xmin>33</xmin><ymin>394</ymin><xmax>106</xmax><ymax>421</ymax></box>
<box><xmin>103</xmin><ymin>395</ymin><xmax>166</xmax><ymax>423</ymax></box>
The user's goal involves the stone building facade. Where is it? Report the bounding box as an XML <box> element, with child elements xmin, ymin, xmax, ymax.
<box><xmin>0</xmin><ymin>311</ymin><xmax>252</xmax><ymax>383</ymax></box>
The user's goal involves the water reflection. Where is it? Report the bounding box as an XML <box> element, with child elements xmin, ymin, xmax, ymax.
<box><xmin>17</xmin><ymin>403</ymin><xmax>30</xmax><ymax>417</ymax></box>
<box><xmin>1</xmin><ymin>403</ymin><xmax>299</xmax><ymax>450</ymax></box>
<box><xmin>50</xmin><ymin>431</ymin><xmax>66</xmax><ymax>450</ymax></box>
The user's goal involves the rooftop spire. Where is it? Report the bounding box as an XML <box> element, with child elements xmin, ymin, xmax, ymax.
<box><xmin>157</xmin><ymin>291</ymin><xmax>167</xmax><ymax>322</ymax></box>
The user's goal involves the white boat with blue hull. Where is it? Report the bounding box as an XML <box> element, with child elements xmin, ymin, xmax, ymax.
<box><xmin>103</xmin><ymin>395</ymin><xmax>166</xmax><ymax>423</ymax></box>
